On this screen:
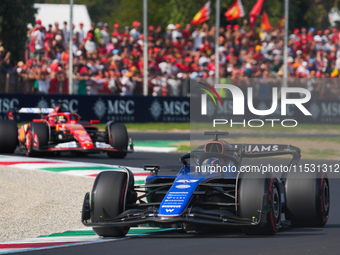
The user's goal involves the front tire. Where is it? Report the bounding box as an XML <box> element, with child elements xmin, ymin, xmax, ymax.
<box><xmin>238</xmin><ymin>172</ymin><xmax>281</xmax><ymax>235</ymax></box>
<box><xmin>106</xmin><ymin>122</ymin><xmax>128</xmax><ymax>159</ymax></box>
<box><xmin>285</xmin><ymin>171</ymin><xmax>330</xmax><ymax>227</ymax></box>
<box><xmin>0</xmin><ymin>119</ymin><xmax>17</xmax><ymax>153</ymax></box>
<box><xmin>25</xmin><ymin>122</ymin><xmax>48</xmax><ymax>157</ymax></box>
<box><xmin>91</xmin><ymin>170</ymin><xmax>135</xmax><ymax>237</ymax></box>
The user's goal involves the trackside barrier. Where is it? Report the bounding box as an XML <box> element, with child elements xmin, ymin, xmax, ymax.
<box><xmin>0</xmin><ymin>94</ymin><xmax>338</xmax><ymax>123</ymax></box>
<box><xmin>0</xmin><ymin>94</ymin><xmax>190</xmax><ymax>123</ymax></box>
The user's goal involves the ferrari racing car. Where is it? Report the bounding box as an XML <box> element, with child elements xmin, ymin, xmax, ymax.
<box><xmin>0</xmin><ymin>106</ymin><xmax>133</xmax><ymax>158</ymax></box>
<box><xmin>82</xmin><ymin>131</ymin><xmax>329</xmax><ymax>236</ymax></box>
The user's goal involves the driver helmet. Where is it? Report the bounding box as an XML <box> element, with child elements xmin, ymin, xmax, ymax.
<box><xmin>202</xmin><ymin>156</ymin><xmax>234</xmax><ymax>168</ymax></box>
<box><xmin>201</xmin><ymin>157</ymin><xmax>220</xmax><ymax>174</ymax></box>
<box><xmin>202</xmin><ymin>158</ymin><xmax>220</xmax><ymax>166</ymax></box>
<box><xmin>57</xmin><ymin>115</ymin><xmax>66</xmax><ymax>123</ymax></box>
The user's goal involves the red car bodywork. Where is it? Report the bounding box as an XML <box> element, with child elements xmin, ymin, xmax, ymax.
<box><xmin>15</xmin><ymin>106</ymin><xmax>131</xmax><ymax>156</ymax></box>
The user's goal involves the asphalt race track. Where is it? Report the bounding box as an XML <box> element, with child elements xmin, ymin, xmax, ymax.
<box><xmin>7</xmin><ymin>132</ymin><xmax>340</xmax><ymax>255</ymax></box>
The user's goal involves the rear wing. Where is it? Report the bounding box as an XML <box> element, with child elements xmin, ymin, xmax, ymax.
<box><xmin>7</xmin><ymin>107</ymin><xmax>56</xmax><ymax>120</ymax></box>
<box><xmin>202</xmin><ymin>131</ymin><xmax>301</xmax><ymax>163</ymax></box>
<box><xmin>230</xmin><ymin>143</ymin><xmax>301</xmax><ymax>166</ymax></box>
<box><xmin>193</xmin><ymin>143</ymin><xmax>301</xmax><ymax>166</ymax></box>
<box><xmin>17</xmin><ymin>108</ymin><xmax>55</xmax><ymax>114</ymax></box>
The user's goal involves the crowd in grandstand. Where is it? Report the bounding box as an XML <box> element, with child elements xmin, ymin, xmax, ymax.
<box><xmin>0</xmin><ymin>19</ymin><xmax>340</xmax><ymax>98</ymax></box>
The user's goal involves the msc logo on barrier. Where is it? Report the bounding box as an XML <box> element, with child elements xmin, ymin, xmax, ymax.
<box><xmin>93</xmin><ymin>98</ymin><xmax>135</xmax><ymax>121</ymax></box>
<box><xmin>0</xmin><ymin>98</ymin><xmax>19</xmax><ymax>114</ymax></box>
<box><xmin>37</xmin><ymin>98</ymin><xmax>79</xmax><ymax>113</ymax></box>
<box><xmin>149</xmin><ymin>99</ymin><xmax>189</xmax><ymax>121</ymax></box>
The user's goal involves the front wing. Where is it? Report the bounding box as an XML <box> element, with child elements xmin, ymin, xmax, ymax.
<box><xmin>21</xmin><ymin>141</ymin><xmax>133</xmax><ymax>154</ymax></box>
<box><xmin>82</xmin><ymin>195</ymin><xmax>270</xmax><ymax>228</ymax></box>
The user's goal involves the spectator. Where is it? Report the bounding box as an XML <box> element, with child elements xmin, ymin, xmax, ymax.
<box><xmin>192</xmin><ymin>26</ymin><xmax>205</xmax><ymax>51</ymax></box>
<box><xmin>87</xmin><ymin>23</ymin><xmax>95</xmax><ymax>38</ymax></box>
<box><xmin>52</xmin><ymin>22</ymin><xmax>64</xmax><ymax>43</ymax></box>
<box><xmin>123</xmin><ymin>26</ymin><xmax>130</xmax><ymax>37</ymax></box>
<box><xmin>107</xmin><ymin>69</ymin><xmax>121</xmax><ymax>94</ymax></box>
<box><xmin>8</xmin><ymin>17</ymin><xmax>339</xmax><ymax>99</ymax></box>
<box><xmin>62</xmin><ymin>21</ymin><xmax>69</xmax><ymax>46</ymax></box>
<box><xmin>153</xmin><ymin>25</ymin><xmax>163</xmax><ymax>40</ymax></box>
<box><xmin>132</xmin><ymin>71</ymin><xmax>143</xmax><ymax>95</ymax></box>
<box><xmin>84</xmin><ymin>33</ymin><xmax>96</xmax><ymax>56</ymax></box>
<box><xmin>182</xmin><ymin>23</ymin><xmax>191</xmax><ymax>39</ymax></box>
<box><xmin>46</xmin><ymin>23</ymin><xmax>53</xmax><ymax>35</ymax></box>
<box><xmin>165</xmin><ymin>24</ymin><xmax>176</xmax><ymax>41</ymax></box>
<box><xmin>53</xmin><ymin>33</ymin><xmax>65</xmax><ymax>61</ymax></box>
<box><xmin>101</xmin><ymin>23</ymin><xmax>110</xmax><ymax>46</ymax></box>
<box><xmin>167</xmin><ymin>74</ymin><xmax>181</xmax><ymax>96</ymax></box>
<box><xmin>94</xmin><ymin>22</ymin><xmax>103</xmax><ymax>44</ymax></box>
<box><xmin>76</xmin><ymin>66</ymin><xmax>89</xmax><ymax>94</ymax></box>
<box><xmin>130</xmin><ymin>21</ymin><xmax>141</xmax><ymax>39</ymax></box>
<box><xmin>172</xmin><ymin>24</ymin><xmax>183</xmax><ymax>42</ymax></box>
<box><xmin>75</xmin><ymin>22</ymin><xmax>85</xmax><ymax>46</ymax></box>
<box><xmin>120</xmin><ymin>70</ymin><xmax>134</xmax><ymax>95</ymax></box>
<box><xmin>32</xmin><ymin>24</ymin><xmax>45</xmax><ymax>61</ymax></box>
<box><xmin>35</xmin><ymin>62</ymin><xmax>50</xmax><ymax>94</ymax></box>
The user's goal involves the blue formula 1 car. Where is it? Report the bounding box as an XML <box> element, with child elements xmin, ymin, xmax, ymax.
<box><xmin>82</xmin><ymin>132</ymin><xmax>330</xmax><ymax>236</ymax></box>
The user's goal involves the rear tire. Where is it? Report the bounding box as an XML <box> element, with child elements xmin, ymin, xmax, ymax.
<box><xmin>26</xmin><ymin>122</ymin><xmax>48</xmax><ymax>157</ymax></box>
<box><xmin>285</xmin><ymin>171</ymin><xmax>329</xmax><ymax>227</ymax></box>
<box><xmin>106</xmin><ymin>122</ymin><xmax>128</xmax><ymax>159</ymax></box>
<box><xmin>0</xmin><ymin>119</ymin><xmax>17</xmax><ymax>153</ymax></box>
<box><xmin>91</xmin><ymin>170</ymin><xmax>134</xmax><ymax>237</ymax></box>
<box><xmin>238</xmin><ymin>172</ymin><xmax>281</xmax><ymax>235</ymax></box>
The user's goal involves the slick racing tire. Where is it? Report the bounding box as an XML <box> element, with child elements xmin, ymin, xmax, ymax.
<box><xmin>26</xmin><ymin>122</ymin><xmax>48</xmax><ymax>157</ymax></box>
<box><xmin>91</xmin><ymin>170</ymin><xmax>135</xmax><ymax>237</ymax></box>
<box><xmin>0</xmin><ymin>119</ymin><xmax>17</xmax><ymax>153</ymax></box>
<box><xmin>285</xmin><ymin>171</ymin><xmax>330</xmax><ymax>227</ymax></box>
<box><xmin>106</xmin><ymin>122</ymin><xmax>128</xmax><ymax>159</ymax></box>
<box><xmin>238</xmin><ymin>172</ymin><xmax>281</xmax><ymax>235</ymax></box>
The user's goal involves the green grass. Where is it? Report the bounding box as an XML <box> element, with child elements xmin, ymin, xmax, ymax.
<box><xmin>93</xmin><ymin>122</ymin><xmax>190</xmax><ymax>131</ymax></box>
<box><xmin>224</xmin><ymin>136</ymin><xmax>340</xmax><ymax>144</ymax></box>
<box><xmin>306</xmin><ymin>149</ymin><xmax>340</xmax><ymax>159</ymax></box>
<box><xmin>125</xmin><ymin>122</ymin><xmax>190</xmax><ymax>131</ymax></box>
<box><xmin>17</xmin><ymin>121</ymin><xmax>340</xmax><ymax>133</ymax></box>
<box><xmin>294</xmin><ymin>137</ymin><xmax>340</xmax><ymax>144</ymax></box>
<box><xmin>101</xmin><ymin>122</ymin><xmax>340</xmax><ymax>133</ymax></box>
<box><xmin>177</xmin><ymin>145</ymin><xmax>191</xmax><ymax>152</ymax></box>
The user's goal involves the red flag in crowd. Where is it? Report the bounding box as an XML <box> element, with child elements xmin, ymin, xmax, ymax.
<box><xmin>190</xmin><ymin>1</ymin><xmax>211</xmax><ymax>25</ymax></box>
<box><xmin>249</xmin><ymin>0</ymin><xmax>264</xmax><ymax>30</ymax></box>
<box><xmin>224</xmin><ymin>0</ymin><xmax>245</xmax><ymax>21</ymax></box>
<box><xmin>261</xmin><ymin>11</ymin><xmax>273</xmax><ymax>30</ymax></box>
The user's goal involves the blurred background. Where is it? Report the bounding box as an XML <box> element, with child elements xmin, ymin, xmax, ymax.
<box><xmin>0</xmin><ymin>0</ymin><xmax>340</xmax><ymax>99</ymax></box>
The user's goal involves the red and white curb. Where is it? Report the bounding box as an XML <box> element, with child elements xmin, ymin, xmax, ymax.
<box><xmin>0</xmin><ymin>155</ymin><xmax>160</xmax><ymax>253</ymax></box>
<box><xmin>0</xmin><ymin>227</ymin><xmax>172</xmax><ymax>254</ymax></box>
<box><xmin>0</xmin><ymin>155</ymin><xmax>149</xmax><ymax>184</ymax></box>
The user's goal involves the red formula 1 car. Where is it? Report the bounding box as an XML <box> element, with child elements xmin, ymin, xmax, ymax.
<box><xmin>0</xmin><ymin>106</ymin><xmax>133</xmax><ymax>158</ymax></box>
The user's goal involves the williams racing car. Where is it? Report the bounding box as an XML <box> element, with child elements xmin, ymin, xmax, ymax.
<box><xmin>0</xmin><ymin>106</ymin><xmax>133</xmax><ymax>158</ymax></box>
<box><xmin>82</xmin><ymin>131</ymin><xmax>329</xmax><ymax>236</ymax></box>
